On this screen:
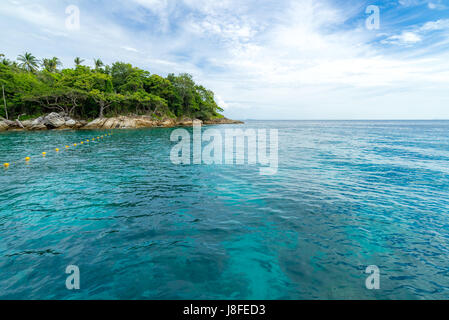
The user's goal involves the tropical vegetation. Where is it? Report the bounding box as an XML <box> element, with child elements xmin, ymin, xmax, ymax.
<box><xmin>0</xmin><ymin>53</ymin><xmax>224</xmax><ymax>121</ymax></box>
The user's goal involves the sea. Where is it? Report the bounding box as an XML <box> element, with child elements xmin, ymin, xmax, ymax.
<box><xmin>1</xmin><ymin>120</ymin><xmax>449</xmax><ymax>299</ymax></box>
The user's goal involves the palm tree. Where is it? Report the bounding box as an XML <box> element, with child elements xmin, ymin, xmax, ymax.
<box><xmin>17</xmin><ymin>52</ymin><xmax>40</xmax><ymax>72</ymax></box>
<box><xmin>42</xmin><ymin>57</ymin><xmax>62</xmax><ymax>72</ymax></box>
<box><xmin>94</xmin><ymin>58</ymin><xmax>104</xmax><ymax>70</ymax></box>
<box><xmin>1</xmin><ymin>59</ymin><xmax>12</xmax><ymax>66</ymax></box>
<box><xmin>74</xmin><ymin>57</ymin><xmax>85</xmax><ymax>66</ymax></box>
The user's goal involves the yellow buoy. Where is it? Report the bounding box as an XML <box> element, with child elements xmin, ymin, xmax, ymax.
<box><xmin>25</xmin><ymin>157</ymin><xmax>30</xmax><ymax>162</ymax></box>
<box><xmin>42</xmin><ymin>152</ymin><xmax>47</xmax><ymax>156</ymax></box>
<box><xmin>81</xmin><ymin>141</ymin><xmax>84</xmax><ymax>144</ymax></box>
<box><xmin>4</xmin><ymin>163</ymin><xmax>10</xmax><ymax>168</ymax></box>
<box><xmin>66</xmin><ymin>145</ymin><xmax>69</xmax><ymax>148</ymax></box>
<box><xmin>55</xmin><ymin>148</ymin><xmax>60</xmax><ymax>152</ymax></box>
<box><xmin>74</xmin><ymin>143</ymin><xmax>77</xmax><ymax>147</ymax></box>
<box><xmin>86</xmin><ymin>140</ymin><xmax>89</xmax><ymax>143</ymax></box>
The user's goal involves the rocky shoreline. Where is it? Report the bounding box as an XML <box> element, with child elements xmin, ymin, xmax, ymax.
<box><xmin>0</xmin><ymin>112</ymin><xmax>243</xmax><ymax>132</ymax></box>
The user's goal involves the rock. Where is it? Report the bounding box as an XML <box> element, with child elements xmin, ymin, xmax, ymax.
<box><xmin>83</xmin><ymin>118</ymin><xmax>108</xmax><ymax>129</ymax></box>
<box><xmin>3</xmin><ymin>119</ymin><xmax>16</xmax><ymax>127</ymax></box>
<box><xmin>103</xmin><ymin>118</ymin><xmax>119</xmax><ymax>129</ymax></box>
<box><xmin>21</xmin><ymin>120</ymin><xmax>33</xmax><ymax>129</ymax></box>
<box><xmin>65</xmin><ymin>119</ymin><xmax>76</xmax><ymax>127</ymax></box>
<box><xmin>30</xmin><ymin>123</ymin><xmax>47</xmax><ymax>131</ymax></box>
<box><xmin>135</xmin><ymin>117</ymin><xmax>157</xmax><ymax>128</ymax></box>
<box><xmin>176</xmin><ymin>118</ymin><xmax>203</xmax><ymax>127</ymax></box>
<box><xmin>203</xmin><ymin>118</ymin><xmax>244</xmax><ymax>125</ymax></box>
<box><xmin>43</xmin><ymin>112</ymin><xmax>66</xmax><ymax>129</ymax></box>
<box><xmin>0</xmin><ymin>120</ymin><xmax>9</xmax><ymax>131</ymax></box>
<box><xmin>31</xmin><ymin>116</ymin><xmax>44</xmax><ymax>126</ymax></box>
<box><xmin>178</xmin><ymin>118</ymin><xmax>193</xmax><ymax>126</ymax></box>
<box><xmin>74</xmin><ymin>121</ymin><xmax>85</xmax><ymax>129</ymax></box>
<box><xmin>157</xmin><ymin>118</ymin><xmax>175</xmax><ymax>127</ymax></box>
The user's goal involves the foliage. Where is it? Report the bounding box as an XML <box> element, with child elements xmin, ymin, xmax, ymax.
<box><xmin>0</xmin><ymin>53</ymin><xmax>224</xmax><ymax>120</ymax></box>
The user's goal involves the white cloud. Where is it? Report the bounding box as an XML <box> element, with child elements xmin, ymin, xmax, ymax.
<box><xmin>1</xmin><ymin>0</ymin><xmax>449</xmax><ymax>119</ymax></box>
<box><xmin>121</xmin><ymin>46</ymin><xmax>139</xmax><ymax>53</ymax></box>
<box><xmin>420</xmin><ymin>19</ymin><xmax>449</xmax><ymax>31</ymax></box>
<box><xmin>382</xmin><ymin>31</ymin><xmax>422</xmax><ymax>45</ymax></box>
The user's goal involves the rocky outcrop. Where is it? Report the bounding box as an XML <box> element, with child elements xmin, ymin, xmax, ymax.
<box><xmin>43</xmin><ymin>112</ymin><xmax>66</xmax><ymax>129</ymax></box>
<box><xmin>0</xmin><ymin>120</ymin><xmax>9</xmax><ymax>131</ymax></box>
<box><xmin>83</xmin><ymin>116</ymin><xmax>178</xmax><ymax>129</ymax></box>
<box><xmin>203</xmin><ymin>118</ymin><xmax>244</xmax><ymax>125</ymax></box>
<box><xmin>0</xmin><ymin>113</ymin><xmax>243</xmax><ymax>132</ymax></box>
<box><xmin>0</xmin><ymin>113</ymin><xmax>86</xmax><ymax>132</ymax></box>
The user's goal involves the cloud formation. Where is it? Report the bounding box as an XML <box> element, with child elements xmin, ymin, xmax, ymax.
<box><xmin>1</xmin><ymin>0</ymin><xmax>449</xmax><ymax>119</ymax></box>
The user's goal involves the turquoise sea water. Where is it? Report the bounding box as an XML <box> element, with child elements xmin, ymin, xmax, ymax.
<box><xmin>1</xmin><ymin>120</ymin><xmax>449</xmax><ymax>299</ymax></box>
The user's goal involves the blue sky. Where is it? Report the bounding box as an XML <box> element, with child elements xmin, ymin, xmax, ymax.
<box><xmin>1</xmin><ymin>0</ymin><xmax>449</xmax><ymax>119</ymax></box>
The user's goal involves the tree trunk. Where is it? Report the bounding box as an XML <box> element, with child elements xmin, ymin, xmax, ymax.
<box><xmin>2</xmin><ymin>84</ymin><xmax>8</xmax><ymax>120</ymax></box>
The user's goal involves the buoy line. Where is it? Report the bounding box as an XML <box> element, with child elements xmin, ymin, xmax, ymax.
<box><xmin>2</xmin><ymin>132</ymin><xmax>113</xmax><ymax>170</ymax></box>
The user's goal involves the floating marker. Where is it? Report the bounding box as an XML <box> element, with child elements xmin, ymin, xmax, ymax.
<box><xmin>3</xmin><ymin>132</ymin><xmax>112</xmax><ymax>172</ymax></box>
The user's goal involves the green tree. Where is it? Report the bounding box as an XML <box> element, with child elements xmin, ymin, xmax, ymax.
<box><xmin>17</xmin><ymin>52</ymin><xmax>40</xmax><ymax>72</ymax></box>
<box><xmin>90</xmin><ymin>89</ymin><xmax>123</xmax><ymax>118</ymax></box>
<box><xmin>42</xmin><ymin>57</ymin><xmax>62</xmax><ymax>73</ymax></box>
<box><xmin>94</xmin><ymin>58</ymin><xmax>104</xmax><ymax>70</ymax></box>
<box><xmin>0</xmin><ymin>53</ymin><xmax>224</xmax><ymax>121</ymax></box>
<box><xmin>74</xmin><ymin>57</ymin><xmax>85</xmax><ymax>66</ymax></box>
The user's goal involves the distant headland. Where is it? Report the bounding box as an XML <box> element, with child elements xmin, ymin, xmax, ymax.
<box><xmin>0</xmin><ymin>52</ymin><xmax>242</xmax><ymax>131</ymax></box>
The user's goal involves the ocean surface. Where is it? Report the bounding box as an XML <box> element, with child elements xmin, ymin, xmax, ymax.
<box><xmin>1</xmin><ymin>120</ymin><xmax>449</xmax><ymax>300</ymax></box>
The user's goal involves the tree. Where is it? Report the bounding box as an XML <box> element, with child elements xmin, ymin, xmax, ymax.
<box><xmin>1</xmin><ymin>80</ymin><xmax>8</xmax><ymax>120</ymax></box>
<box><xmin>25</xmin><ymin>87</ymin><xmax>87</xmax><ymax>116</ymax></box>
<box><xmin>90</xmin><ymin>89</ymin><xmax>122</xmax><ymax>118</ymax></box>
<box><xmin>94</xmin><ymin>58</ymin><xmax>104</xmax><ymax>70</ymax></box>
<box><xmin>42</xmin><ymin>57</ymin><xmax>62</xmax><ymax>73</ymax></box>
<box><xmin>17</xmin><ymin>52</ymin><xmax>40</xmax><ymax>72</ymax></box>
<box><xmin>0</xmin><ymin>53</ymin><xmax>224</xmax><ymax>121</ymax></box>
<box><xmin>0</xmin><ymin>54</ymin><xmax>10</xmax><ymax>67</ymax></box>
<box><xmin>74</xmin><ymin>57</ymin><xmax>84</xmax><ymax>66</ymax></box>
<box><xmin>111</xmin><ymin>62</ymin><xmax>134</xmax><ymax>91</ymax></box>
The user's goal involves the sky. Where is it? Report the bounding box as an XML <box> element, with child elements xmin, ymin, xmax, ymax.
<box><xmin>1</xmin><ymin>0</ymin><xmax>449</xmax><ymax>120</ymax></box>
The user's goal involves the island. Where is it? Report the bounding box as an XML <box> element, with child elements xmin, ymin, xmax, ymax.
<box><xmin>0</xmin><ymin>52</ymin><xmax>242</xmax><ymax>131</ymax></box>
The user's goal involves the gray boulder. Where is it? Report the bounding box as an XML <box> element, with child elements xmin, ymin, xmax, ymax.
<box><xmin>0</xmin><ymin>120</ymin><xmax>9</xmax><ymax>131</ymax></box>
<box><xmin>31</xmin><ymin>116</ymin><xmax>44</xmax><ymax>126</ymax></box>
<box><xmin>65</xmin><ymin>119</ymin><xmax>76</xmax><ymax>127</ymax></box>
<box><xmin>43</xmin><ymin>112</ymin><xmax>65</xmax><ymax>129</ymax></box>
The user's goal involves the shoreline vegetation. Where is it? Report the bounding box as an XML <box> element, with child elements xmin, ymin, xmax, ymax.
<box><xmin>0</xmin><ymin>52</ymin><xmax>242</xmax><ymax>132</ymax></box>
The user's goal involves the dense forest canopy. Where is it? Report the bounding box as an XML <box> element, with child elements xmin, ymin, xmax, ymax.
<box><xmin>0</xmin><ymin>52</ymin><xmax>224</xmax><ymax>121</ymax></box>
